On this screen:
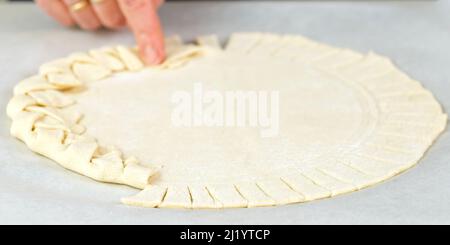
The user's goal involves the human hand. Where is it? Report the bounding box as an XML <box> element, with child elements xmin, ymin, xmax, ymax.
<box><xmin>35</xmin><ymin>0</ymin><xmax>165</xmax><ymax>65</ymax></box>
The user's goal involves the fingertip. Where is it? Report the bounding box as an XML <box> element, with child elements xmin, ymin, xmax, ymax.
<box><xmin>158</xmin><ymin>48</ymin><xmax>166</xmax><ymax>62</ymax></box>
<box><xmin>60</xmin><ymin>17</ymin><xmax>76</xmax><ymax>27</ymax></box>
<box><xmin>118</xmin><ymin>0</ymin><xmax>165</xmax><ymax>64</ymax></box>
<box><xmin>80</xmin><ymin>22</ymin><xmax>102</xmax><ymax>31</ymax></box>
<box><xmin>148</xmin><ymin>35</ymin><xmax>166</xmax><ymax>62</ymax></box>
<box><xmin>104</xmin><ymin>16</ymin><xmax>127</xmax><ymax>29</ymax></box>
<box><xmin>77</xmin><ymin>17</ymin><xmax>102</xmax><ymax>31</ymax></box>
<box><xmin>141</xmin><ymin>44</ymin><xmax>164</xmax><ymax>65</ymax></box>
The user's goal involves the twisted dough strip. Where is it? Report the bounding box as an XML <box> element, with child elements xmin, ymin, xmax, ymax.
<box><xmin>7</xmin><ymin>37</ymin><xmax>213</xmax><ymax>190</ymax></box>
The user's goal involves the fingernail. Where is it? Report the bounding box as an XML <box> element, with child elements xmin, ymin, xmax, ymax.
<box><xmin>144</xmin><ymin>45</ymin><xmax>159</xmax><ymax>65</ymax></box>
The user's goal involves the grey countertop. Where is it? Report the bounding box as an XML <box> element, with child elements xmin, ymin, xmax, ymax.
<box><xmin>1</xmin><ymin>1</ymin><xmax>449</xmax><ymax>225</ymax></box>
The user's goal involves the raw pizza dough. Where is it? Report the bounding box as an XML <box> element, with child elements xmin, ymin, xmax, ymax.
<box><xmin>6</xmin><ymin>33</ymin><xmax>447</xmax><ymax>209</ymax></box>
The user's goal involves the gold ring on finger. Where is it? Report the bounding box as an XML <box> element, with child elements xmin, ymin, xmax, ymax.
<box><xmin>70</xmin><ymin>0</ymin><xmax>90</xmax><ymax>12</ymax></box>
<box><xmin>90</xmin><ymin>0</ymin><xmax>105</xmax><ymax>5</ymax></box>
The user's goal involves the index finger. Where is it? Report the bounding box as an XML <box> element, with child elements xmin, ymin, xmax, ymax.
<box><xmin>118</xmin><ymin>0</ymin><xmax>165</xmax><ymax>65</ymax></box>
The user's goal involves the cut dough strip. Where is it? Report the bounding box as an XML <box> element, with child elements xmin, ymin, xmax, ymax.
<box><xmin>116</xmin><ymin>45</ymin><xmax>144</xmax><ymax>71</ymax></box>
<box><xmin>122</xmin><ymin>185</ymin><xmax>168</xmax><ymax>208</ymax></box>
<box><xmin>6</xmin><ymin>95</ymin><xmax>37</xmax><ymax>118</ymax></box>
<box><xmin>281</xmin><ymin>171</ymin><xmax>331</xmax><ymax>201</ymax></box>
<box><xmin>189</xmin><ymin>184</ymin><xmax>217</xmax><ymax>209</ymax></box>
<box><xmin>313</xmin><ymin>49</ymin><xmax>364</xmax><ymax>69</ymax></box>
<box><xmin>300</xmin><ymin>168</ymin><xmax>357</xmax><ymax>196</ymax></box>
<box><xmin>72</xmin><ymin>63</ymin><xmax>112</xmax><ymax>82</ymax></box>
<box><xmin>318</xmin><ymin>162</ymin><xmax>376</xmax><ymax>189</ymax></box>
<box><xmin>271</xmin><ymin>35</ymin><xmax>330</xmax><ymax>60</ymax></box>
<box><xmin>13</xmin><ymin>75</ymin><xmax>59</xmax><ymax>95</ymax></box>
<box><xmin>39</xmin><ymin>59</ymin><xmax>72</xmax><ymax>75</ymax></box>
<box><xmin>206</xmin><ymin>184</ymin><xmax>248</xmax><ymax>208</ymax></box>
<box><xmin>89</xmin><ymin>49</ymin><xmax>126</xmax><ymax>71</ymax></box>
<box><xmin>337</xmin><ymin>53</ymin><xmax>396</xmax><ymax>82</ymax></box>
<box><xmin>158</xmin><ymin>185</ymin><xmax>192</xmax><ymax>208</ymax></box>
<box><xmin>28</xmin><ymin>90</ymin><xmax>75</xmax><ymax>108</ymax></box>
<box><xmin>225</xmin><ymin>32</ymin><xmax>264</xmax><ymax>54</ymax></box>
<box><xmin>257</xmin><ymin>179</ymin><xmax>305</xmax><ymax>205</ymax></box>
<box><xmin>47</xmin><ymin>72</ymin><xmax>82</xmax><ymax>88</ymax></box>
<box><xmin>196</xmin><ymin>35</ymin><xmax>222</xmax><ymax>49</ymax></box>
<box><xmin>243</xmin><ymin>33</ymin><xmax>283</xmax><ymax>56</ymax></box>
<box><xmin>235</xmin><ymin>182</ymin><xmax>275</xmax><ymax>207</ymax></box>
<box><xmin>343</xmin><ymin>155</ymin><xmax>406</xmax><ymax>178</ymax></box>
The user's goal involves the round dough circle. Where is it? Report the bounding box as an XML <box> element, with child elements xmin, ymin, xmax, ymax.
<box><xmin>75</xmin><ymin>51</ymin><xmax>374</xmax><ymax>185</ymax></box>
<box><xmin>7</xmin><ymin>33</ymin><xmax>447</xmax><ymax>209</ymax></box>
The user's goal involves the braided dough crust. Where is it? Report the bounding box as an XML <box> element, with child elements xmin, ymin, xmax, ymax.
<box><xmin>7</xmin><ymin>33</ymin><xmax>447</xmax><ymax>209</ymax></box>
